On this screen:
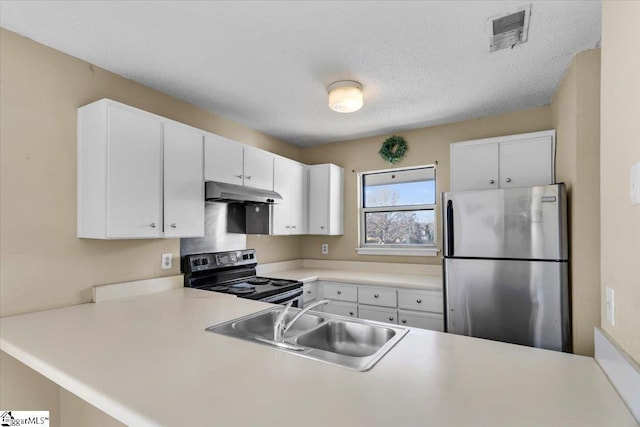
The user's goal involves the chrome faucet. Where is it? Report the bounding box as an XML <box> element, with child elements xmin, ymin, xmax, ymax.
<box><xmin>273</xmin><ymin>299</ymin><xmax>331</xmax><ymax>342</ymax></box>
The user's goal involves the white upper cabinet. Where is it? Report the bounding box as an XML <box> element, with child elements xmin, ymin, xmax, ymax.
<box><xmin>204</xmin><ymin>134</ymin><xmax>243</xmax><ymax>185</ymax></box>
<box><xmin>243</xmin><ymin>147</ymin><xmax>274</xmax><ymax>190</ymax></box>
<box><xmin>204</xmin><ymin>136</ymin><xmax>274</xmax><ymax>191</ymax></box>
<box><xmin>272</xmin><ymin>157</ymin><xmax>307</xmax><ymax>235</ymax></box>
<box><xmin>308</xmin><ymin>164</ymin><xmax>344</xmax><ymax>235</ymax></box>
<box><xmin>105</xmin><ymin>106</ymin><xmax>163</xmax><ymax>238</ymax></box>
<box><xmin>163</xmin><ymin>124</ymin><xmax>205</xmax><ymax>238</ymax></box>
<box><xmin>498</xmin><ymin>133</ymin><xmax>554</xmax><ymax>188</ymax></box>
<box><xmin>78</xmin><ymin>99</ymin><xmax>204</xmax><ymax>239</ymax></box>
<box><xmin>450</xmin><ymin>130</ymin><xmax>555</xmax><ymax>191</ymax></box>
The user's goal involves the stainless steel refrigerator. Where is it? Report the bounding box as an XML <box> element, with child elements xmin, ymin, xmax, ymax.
<box><xmin>442</xmin><ymin>183</ymin><xmax>570</xmax><ymax>352</ymax></box>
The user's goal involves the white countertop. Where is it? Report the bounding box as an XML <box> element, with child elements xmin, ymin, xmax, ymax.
<box><xmin>1</xmin><ymin>288</ymin><xmax>636</xmax><ymax>426</ymax></box>
<box><xmin>264</xmin><ymin>267</ymin><xmax>442</xmax><ymax>290</ymax></box>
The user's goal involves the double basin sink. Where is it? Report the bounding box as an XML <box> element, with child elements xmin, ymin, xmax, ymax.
<box><xmin>206</xmin><ymin>306</ymin><xmax>409</xmax><ymax>371</ymax></box>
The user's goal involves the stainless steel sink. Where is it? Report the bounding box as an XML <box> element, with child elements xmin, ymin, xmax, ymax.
<box><xmin>296</xmin><ymin>321</ymin><xmax>397</xmax><ymax>357</ymax></box>
<box><xmin>232</xmin><ymin>310</ymin><xmax>324</xmax><ymax>339</ymax></box>
<box><xmin>206</xmin><ymin>306</ymin><xmax>409</xmax><ymax>371</ymax></box>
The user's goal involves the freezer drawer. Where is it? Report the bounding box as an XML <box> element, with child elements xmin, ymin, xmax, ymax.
<box><xmin>444</xmin><ymin>258</ymin><xmax>570</xmax><ymax>352</ymax></box>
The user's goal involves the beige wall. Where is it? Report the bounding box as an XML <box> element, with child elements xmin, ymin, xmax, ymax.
<box><xmin>600</xmin><ymin>2</ymin><xmax>640</xmax><ymax>364</ymax></box>
<box><xmin>0</xmin><ymin>28</ymin><xmax>302</xmax><ymax>425</ymax></box>
<box><xmin>551</xmin><ymin>49</ymin><xmax>602</xmax><ymax>356</ymax></box>
<box><xmin>0</xmin><ymin>28</ymin><xmax>302</xmax><ymax>319</ymax></box>
<box><xmin>300</xmin><ymin>107</ymin><xmax>552</xmax><ymax>264</ymax></box>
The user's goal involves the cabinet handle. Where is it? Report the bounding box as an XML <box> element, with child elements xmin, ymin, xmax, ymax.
<box><xmin>337</xmin><ymin>290</ymin><xmax>342</xmax><ymax>295</ymax></box>
<box><xmin>401</xmin><ymin>319</ymin><xmax>407</xmax><ymax>324</ymax></box>
<box><xmin>285</xmin><ymin>226</ymin><xmax>291</xmax><ymax>229</ymax></box>
<box><xmin>170</xmin><ymin>223</ymin><xmax>177</xmax><ymax>229</ymax></box>
<box><xmin>389</xmin><ymin>317</ymin><xmax>394</xmax><ymax>322</ymax></box>
<box><xmin>489</xmin><ymin>179</ymin><xmax>495</xmax><ymax>184</ymax></box>
<box><xmin>291</xmin><ymin>225</ymin><xmax>297</xmax><ymax>229</ymax></box>
<box><xmin>245</xmin><ymin>175</ymin><xmax>252</xmax><ymax>180</ymax></box>
<box><xmin>150</xmin><ymin>223</ymin><xmax>157</xmax><ymax>228</ymax></box>
<box><xmin>320</xmin><ymin>226</ymin><xmax>325</xmax><ymax>230</ymax></box>
<box><xmin>506</xmin><ymin>178</ymin><xmax>512</xmax><ymax>183</ymax></box>
<box><xmin>416</xmin><ymin>299</ymin><xmax>422</xmax><ymax>304</ymax></box>
<box><xmin>306</xmin><ymin>290</ymin><xmax>312</xmax><ymax>294</ymax></box>
<box><xmin>374</xmin><ymin>294</ymin><xmax>379</xmax><ymax>298</ymax></box>
<box><xmin>349</xmin><ymin>311</ymin><xmax>354</xmax><ymax>316</ymax></box>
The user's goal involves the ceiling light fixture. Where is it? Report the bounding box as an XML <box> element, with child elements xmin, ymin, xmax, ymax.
<box><xmin>327</xmin><ymin>80</ymin><xmax>363</xmax><ymax>113</ymax></box>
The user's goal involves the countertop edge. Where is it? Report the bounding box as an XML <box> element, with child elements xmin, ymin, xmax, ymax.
<box><xmin>0</xmin><ymin>338</ymin><xmax>157</xmax><ymax>427</ymax></box>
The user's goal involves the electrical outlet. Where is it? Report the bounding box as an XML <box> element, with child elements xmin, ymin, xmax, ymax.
<box><xmin>161</xmin><ymin>253</ymin><xmax>172</xmax><ymax>270</ymax></box>
<box><xmin>605</xmin><ymin>287</ymin><xmax>615</xmax><ymax>326</ymax></box>
<box><xmin>321</xmin><ymin>244</ymin><xmax>329</xmax><ymax>255</ymax></box>
<box><xmin>631</xmin><ymin>161</ymin><xmax>640</xmax><ymax>206</ymax></box>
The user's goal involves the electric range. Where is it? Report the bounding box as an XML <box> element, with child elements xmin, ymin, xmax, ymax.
<box><xmin>182</xmin><ymin>249</ymin><xmax>303</xmax><ymax>306</ymax></box>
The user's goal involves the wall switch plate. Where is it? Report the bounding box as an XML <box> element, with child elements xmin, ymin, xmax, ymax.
<box><xmin>605</xmin><ymin>287</ymin><xmax>615</xmax><ymax>326</ymax></box>
<box><xmin>161</xmin><ymin>253</ymin><xmax>172</xmax><ymax>270</ymax></box>
<box><xmin>631</xmin><ymin>161</ymin><xmax>640</xmax><ymax>206</ymax></box>
<box><xmin>321</xmin><ymin>243</ymin><xmax>329</xmax><ymax>255</ymax></box>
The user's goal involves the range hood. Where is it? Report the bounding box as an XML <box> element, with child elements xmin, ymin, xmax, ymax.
<box><xmin>205</xmin><ymin>181</ymin><xmax>282</xmax><ymax>204</ymax></box>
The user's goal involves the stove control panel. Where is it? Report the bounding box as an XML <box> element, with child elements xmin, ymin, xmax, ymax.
<box><xmin>185</xmin><ymin>249</ymin><xmax>257</xmax><ymax>273</ymax></box>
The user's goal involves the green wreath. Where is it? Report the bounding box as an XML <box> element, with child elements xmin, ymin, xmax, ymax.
<box><xmin>379</xmin><ymin>135</ymin><xmax>408</xmax><ymax>164</ymax></box>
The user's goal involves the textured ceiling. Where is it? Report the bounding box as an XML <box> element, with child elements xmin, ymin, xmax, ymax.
<box><xmin>0</xmin><ymin>1</ymin><xmax>601</xmax><ymax>146</ymax></box>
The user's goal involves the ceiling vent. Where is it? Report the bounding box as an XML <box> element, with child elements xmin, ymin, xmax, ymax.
<box><xmin>489</xmin><ymin>4</ymin><xmax>531</xmax><ymax>52</ymax></box>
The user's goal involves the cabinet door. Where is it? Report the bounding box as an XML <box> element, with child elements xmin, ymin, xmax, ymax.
<box><xmin>358</xmin><ymin>305</ymin><xmax>398</xmax><ymax>324</ymax></box>
<box><xmin>204</xmin><ymin>135</ymin><xmax>243</xmax><ymax>185</ymax></box>
<box><xmin>499</xmin><ymin>135</ymin><xmax>554</xmax><ymax>188</ymax></box>
<box><xmin>324</xmin><ymin>301</ymin><xmax>358</xmax><ymax>318</ymax></box>
<box><xmin>272</xmin><ymin>157</ymin><xmax>293</xmax><ymax>235</ymax></box>
<box><xmin>107</xmin><ymin>106</ymin><xmax>162</xmax><ymax>238</ymax></box>
<box><xmin>322</xmin><ymin>282</ymin><xmax>358</xmax><ymax>302</ymax></box>
<box><xmin>398</xmin><ymin>310</ymin><xmax>444</xmax><ymax>331</ymax></box>
<box><xmin>244</xmin><ymin>147</ymin><xmax>274</xmax><ymax>190</ymax></box>
<box><xmin>289</xmin><ymin>162</ymin><xmax>307</xmax><ymax>234</ymax></box>
<box><xmin>398</xmin><ymin>289</ymin><xmax>443</xmax><ymax>313</ymax></box>
<box><xmin>450</xmin><ymin>142</ymin><xmax>499</xmax><ymax>191</ymax></box>
<box><xmin>358</xmin><ymin>287</ymin><xmax>397</xmax><ymax>308</ymax></box>
<box><xmin>163</xmin><ymin>125</ymin><xmax>205</xmax><ymax>238</ymax></box>
<box><xmin>308</xmin><ymin>165</ymin><xmax>330</xmax><ymax>234</ymax></box>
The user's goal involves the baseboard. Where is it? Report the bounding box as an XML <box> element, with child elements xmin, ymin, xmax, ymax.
<box><xmin>594</xmin><ymin>327</ymin><xmax>640</xmax><ymax>422</ymax></box>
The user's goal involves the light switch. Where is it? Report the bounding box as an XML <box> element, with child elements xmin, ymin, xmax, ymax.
<box><xmin>605</xmin><ymin>287</ymin><xmax>615</xmax><ymax>326</ymax></box>
<box><xmin>631</xmin><ymin>161</ymin><xmax>640</xmax><ymax>206</ymax></box>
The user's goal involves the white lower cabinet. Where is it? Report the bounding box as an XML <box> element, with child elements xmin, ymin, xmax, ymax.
<box><xmin>398</xmin><ymin>310</ymin><xmax>444</xmax><ymax>331</ymax></box>
<box><xmin>359</xmin><ymin>305</ymin><xmax>398</xmax><ymax>324</ymax></box>
<box><xmin>322</xmin><ymin>282</ymin><xmax>358</xmax><ymax>302</ymax></box>
<box><xmin>324</xmin><ymin>301</ymin><xmax>358</xmax><ymax>318</ymax></box>
<box><xmin>314</xmin><ymin>281</ymin><xmax>444</xmax><ymax>331</ymax></box>
<box><xmin>302</xmin><ymin>282</ymin><xmax>318</xmax><ymax>306</ymax></box>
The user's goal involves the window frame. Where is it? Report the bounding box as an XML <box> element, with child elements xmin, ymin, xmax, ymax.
<box><xmin>357</xmin><ymin>165</ymin><xmax>440</xmax><ymax>257</ymax></box>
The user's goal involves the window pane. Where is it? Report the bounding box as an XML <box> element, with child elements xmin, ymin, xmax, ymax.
<box><xmin>364</xmin><ymin>210</ymin><xmax>435</xmax><ymax>245</ymax></box>
<box><xmin>364</xmin><ymin>168</ymin><xmax>435</xmax><ymax>207</ymax></box>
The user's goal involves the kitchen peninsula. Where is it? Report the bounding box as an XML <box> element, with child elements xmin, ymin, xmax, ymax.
<box><xmin>0</xmin><ymin>288</ymin><xmax>635</xmax><ymax>426</ymax></box>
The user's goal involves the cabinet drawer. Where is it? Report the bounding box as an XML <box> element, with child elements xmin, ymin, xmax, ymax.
<box><xmin>398</xmin><ymin>310</ymin><xmax>444</xmax><ymax>331</ymax></box>
<box><xmin>322</xmin><ymin>282</ymin><xmax>357</xmax><ymax>302</ymax></box>
<box><xmin>358</xmin><ymin>305</ymin><xmax>398</xmax><ymax>324</ymax></box>
<box><xmin>324</xmin><ymin>301</ymin><xmax>357</xmax><ymax>318</ymax></box>
<box><xmin>303</xmin><ymin>284</ymin><xmax>318</xmax><ymax>303</ymax></box>
<box><xmin>398</xmin><ymin>290</ymin><xmax>443</xmax><ymax>313</ymax></box>
<box><xmin>358</xmin><ymin>287</ymin><xmax>396</xmax><ymax>308</ymax></box>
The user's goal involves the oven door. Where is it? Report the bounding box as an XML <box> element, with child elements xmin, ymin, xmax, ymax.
<box><xmin>260</xmin><ymin>288</ymin><xmax>303</xmax><ymax>308</ymax></box>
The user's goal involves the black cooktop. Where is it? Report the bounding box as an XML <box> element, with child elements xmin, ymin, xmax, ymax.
<box><xmin>199</xmin><ymin>277</ymin><xmax>302</xmax><ymax>300</ymax></box>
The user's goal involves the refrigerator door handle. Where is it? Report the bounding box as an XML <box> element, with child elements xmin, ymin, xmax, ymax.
<box><xmin>446</xmin><ymin>199</ymin><xmax>454</xmax><ymax>257</ymax></box>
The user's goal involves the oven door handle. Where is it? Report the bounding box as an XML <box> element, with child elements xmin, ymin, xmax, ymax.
<box><xmin>260</xmin><ymin>289</ymin><xmax>303</xmax><ymax>305</ymax></box>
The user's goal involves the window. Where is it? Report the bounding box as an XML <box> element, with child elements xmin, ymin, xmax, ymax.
<box><xmin>357</xmin><ymin>166</ymin><xmax>438</xmax><ymax>256</ymax></box>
